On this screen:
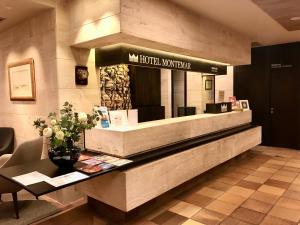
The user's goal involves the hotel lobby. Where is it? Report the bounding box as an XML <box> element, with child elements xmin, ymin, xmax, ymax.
<box><xmin>0</xmin><ymin>0</ymin><xmax>299</xmax><ymax>225</ymax></box>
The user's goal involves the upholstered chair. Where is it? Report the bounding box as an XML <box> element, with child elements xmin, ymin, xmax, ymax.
<box><xmin>0</xmin><ymin>137</ymin><xmax>43</xmax><ymax>219</ymax></box>
<box><xmin>0</xmin><ymin>127</ymin><xmax>14</xmax><ymax>156</ymax></box>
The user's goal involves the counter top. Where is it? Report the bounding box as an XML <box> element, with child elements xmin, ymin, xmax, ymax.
<box><xmin>86</xmin><ymin>110</ymin><xmax>252</xmax><ymax>157</ymax></box>
<box><xmin>95</xmin><ymin>111</ymin><xmax>249</xmax><ymax>132</ymax></box>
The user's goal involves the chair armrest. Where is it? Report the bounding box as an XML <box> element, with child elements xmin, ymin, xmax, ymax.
<box><xmin>0</xmin><ymin>154</ymin><xmax>12</xmax><ymax>168</ymax></box>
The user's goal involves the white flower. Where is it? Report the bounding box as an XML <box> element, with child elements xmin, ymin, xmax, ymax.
<box><xmin>50</xmin><ymin>119</ymin><xmax>57</xmax><ymax>126</ymax></box>
<box><xmin>53</xmin><ymin>125</ymin><xmax>60</xmax><ymax>133</ymax></box>
<box><xmin>43</xmin><ymin>127</ymin><xmax>53</xmax><ymax>138</ymax></box>
<box><xmin>78</xmin><ymin>112</ymin><xmax>87</xmax><ymax>123</ymax></box>
<box><xmin>55</xmin><ymin>130</ymin><xmax>65</xmax><ymax>140</ymax></box>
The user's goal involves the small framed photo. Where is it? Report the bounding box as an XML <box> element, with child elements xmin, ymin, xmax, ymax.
<box><xmin>8</xmin><ymin>58</ymin><xmax>36</xmax><ymax>101</ymax></box>
<box><xmin>240</xmin><ymin>100</ymin><xmax>250</xmax><ymax>110</ymax></box>
<box><xmin>205</xmin><ymin>80</ymin><xmax>212</xmax><ymax>90</ymax></box>
<box><xmin>229</xmin><ymin>96</ymin><xmax>237</xmax><ymax>107</ymax></box>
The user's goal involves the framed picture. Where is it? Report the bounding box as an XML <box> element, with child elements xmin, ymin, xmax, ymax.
<box><xmin>75</xmin><ymin>65</ymin><xmax>88</xmax><ymax>85</ymax></box>
<box><xmin>205</xmin><ymin>80</ymin><xmax>212</xmax><ymax>90</ymax></box>
<box><xmin>8</xmin><ymin>58</ymin><xmax>36</xmax><ymax>101</ymax></box>
<box><xmin>240</xmin><ymin>100</ymin><xmax>250</xmax><ymax>110</ymax></box>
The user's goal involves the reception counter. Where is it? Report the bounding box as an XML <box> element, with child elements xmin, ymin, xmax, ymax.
<box><xmin>86</xmin><ymin>110</ymin><xmax>252</xmax><ymax>157</ymax></box>
<box><xmin>77</xmin><ymin>110</ymin><xmax>261</xmax><ymax>217</ymax></box>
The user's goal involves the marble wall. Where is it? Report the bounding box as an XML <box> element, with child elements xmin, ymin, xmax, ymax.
<box><xmin>0</xmin><ymin>10</ymin><xmax>58</xmax><ymax>146</ymax></box>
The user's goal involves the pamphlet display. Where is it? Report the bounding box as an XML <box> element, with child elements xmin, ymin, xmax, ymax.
<box><xmin>11</xmin><ymin>152</ymin><xmax>133</xmax><ymax>187</ymax></box>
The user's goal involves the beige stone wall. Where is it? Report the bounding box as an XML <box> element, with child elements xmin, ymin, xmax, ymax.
<box><xmin>56</xmin><ymin>1</ymin><xmax>100</xmax><ymax>113</ymax></box>
<box><xmin>120</xmin><ymin>0</ymin><xmax>251</xmax><ymax>65</ymax></box>
<box><xmin>160</xmin><ymin>69</ymin><xmax>172</xmax><ymax>118</ymax></box>
<box><xmin>215</xmin><ymin>66</ymin><xmax>234</xmax><ymax>103</ymax></box>
<box><xmin>68</xmin><ymin>0</ymin><xmax>121</xmax><ymax>46</ymax></box>
<box><xmin>0</xmin><ymin>10</ymin><xmax>58</xmax><ymax>146</ymax></box>
<box><xmin>202</xmin><ymin>75</ymin><xmax>215</xmax><ymax>112</ymax></box>
<box><xmin>186</xmin><ymin>72</ymin><xmax>202</xmax><ymax>114</ymax></box>
<box><xmin>67</xmin><ymin>0</ymin><xmax>251</xmax><ymax>65</ymax></box>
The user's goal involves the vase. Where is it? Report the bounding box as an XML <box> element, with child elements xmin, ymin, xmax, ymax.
<box><xmin>48</xmin><ymin>140</ymin><xmax>81</xmax><ymax>168</ymax></box>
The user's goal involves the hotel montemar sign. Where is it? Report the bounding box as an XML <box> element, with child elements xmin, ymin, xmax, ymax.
<box><xmin>95</xmin><ymin>45</ymin><xmax>227</xmax><ymax>75</ymax></box>
<box><xmin>128</xmin><ymin>53</ymin><xmax>192</xmax><ymax>70</ymax></box>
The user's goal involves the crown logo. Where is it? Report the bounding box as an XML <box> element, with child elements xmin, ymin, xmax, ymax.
<box><xmin>211</xmin><ymin>67</ymin><xmax>218</xmax><ymax>73</ymax></box>
<box><xmin>221</xmin><ymin>104</ymin><xmax>227</xmax><ymax>112</ymax></box>
<box><xmin>129</xmin><ymin>53</ymin><xmax>139</xmax><ymax>63</ymax></box>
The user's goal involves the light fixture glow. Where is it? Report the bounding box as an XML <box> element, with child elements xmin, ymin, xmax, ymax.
<box><xmin>290</xmin><ymin>16</ymin><xmax>300</xmax><ymax>21</ymax></box>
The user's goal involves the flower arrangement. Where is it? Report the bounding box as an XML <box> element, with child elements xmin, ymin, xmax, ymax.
<box><xmin>33</xmin><ymin>102</ymin><xmax>99</xmax><ymax>149</ymax></box>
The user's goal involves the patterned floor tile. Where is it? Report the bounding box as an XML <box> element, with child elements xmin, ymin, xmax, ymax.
<box><xmin>244</xmin><ymin>175</ymin><xmax>268</xmax><ymax>184</ymax></box>
<box><xmin>152</xmin><ymin>211</ymin><xmax>187</xmax><ymax>225</ymax></box>
<box><xmin>179</xmin><ymin>193</ymin><xmax>213</xmax><ymax>208</ymax></box>
<box><xmin>169</xmin><ymin>201</ymin><xmax>201</xmax><ymax>218</ymax></box>
<box><xmin>264</xmin><ymin>179</ymin><xmax>290</xmax><ymax>189</ymax></box>
<box><xmin>192</xmin><ymin>208</ymin><xmax>226</xmax><ymax>225</ymax></box>
<box><xmin>220</xmin><ymin>216</ymin><xmax>252</xmax><ymax>225</ymax></box>
<box><xmin>205</xmin><ymin>200</ymin><xmax>238</xmax><ymax>216</ymax></box>
<box><xmin>197</xmin><ymin>187</ymin><xmax>224</xmax><ymax>199</ymax></box>
<box><xmin>260</xmin><ymin>215</ymin><xmax>298</xmax><ymax>225</ymax></box>
<box><xmin>218</xmin><ymin>193</ymin><xmax>247</xmax><ymax>205</ymax></box>
<box><xmin>276</xmin><ymin>197</ymin><xmax>300</xmax><ymax>210</ymax></box>
<box><xmin>271</xmin><ymin>174</ymin><xmax>294</xmax><ymax>183</ymax></box>
<box><xmin>231</xmin><ymin>207</ymin><xmax>265</xmax><ymax>224</ymax></box>
<box><xmin>283</xmin><ymin>190</ymin><xmax>300</xmax><ymax>201</ymax></box>
<box><xmin>241</xmin><ymin>199</ymin><xmax>272</xmax><ymax>213</ymax></box>
<box><xmin>250</xmin><ymin>191</ymin><xmax>280</xmax><ymax>204</ymax></box>
<box><xmin>181</xmin><ymin>219</ymin><xmax>205</xmax><ymax>225</ymax></box>
<box><xmin>207</xmin><ymin>181</ymin><xmax>232</xmax><ymax>192</ymax></box>
<box><xmin>236</xmin><ymin>180</ymin><xmax>261</xmax><ymax>190</ymax></box>
<box><xmin>227</xmin><ymin>186</ymin><xmax>255</xmax><ymax>198</ymax></box>
<box><xmin>268</xmin><ymin>205</ymin><xmax>300</xmax><ymax>222</ymax></box>
<box><xmin>257</xmin><ymin>185</ymin><xmax>285</xmax><ymax>196</ymax></box>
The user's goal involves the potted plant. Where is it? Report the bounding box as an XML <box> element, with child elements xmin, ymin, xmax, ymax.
<box><xmin>33</xmin><ymin>102</ymin><xmax>99</xmax><ymax>168</ymax></box>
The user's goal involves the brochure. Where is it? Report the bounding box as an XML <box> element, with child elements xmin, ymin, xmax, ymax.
<box><xmin>46</xmin><ymin>171</ymin><xmax>88</xmax><ymax>187</ymax></box>
<box><xmin>12</xmin><ymin>171</ymin><xmax>51</xmax><ymax>186</ymax></box>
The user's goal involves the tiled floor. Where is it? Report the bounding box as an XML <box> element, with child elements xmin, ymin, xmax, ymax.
<box><xmin>39</xmin><ymin>146</ymin><xmax>300</xmax><ymax>225</ymax></box>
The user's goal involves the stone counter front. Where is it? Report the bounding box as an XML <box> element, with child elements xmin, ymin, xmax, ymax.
<box><xmin>85</xmin><ymin>111</ymin><xmax>252</xmax><ymax>157</ymax></box>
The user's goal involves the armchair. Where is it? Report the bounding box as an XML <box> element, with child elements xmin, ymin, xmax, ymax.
<box><xmin>0</xmin><ymin>127</ymin><xmax>14</xmax><ymax>156</ymax></box>
<box><xmin>0</xmin><ymin>137</ymin><xmax>43</xmax><ymax>219</ymax></box>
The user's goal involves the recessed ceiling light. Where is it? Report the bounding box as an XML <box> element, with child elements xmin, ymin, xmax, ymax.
<box><xmin>290</xmin><ymin>16</ymin><xmax>300</xmax><ymax>21</ymax></box>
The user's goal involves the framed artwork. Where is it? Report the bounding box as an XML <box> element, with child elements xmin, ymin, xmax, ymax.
<box><xmin>75</xmin><ymin>65</ymin><xmax>89</xmax><ymax>85</ymax></box>
<box><xmin>240</xmin><ymin>100</ymin><xmax>250</xmax><ymax>110</ymax></box>
<box><xmin>205</xmin><ymin>79</ymin><xmax>212</xmax><ymax>90</ymax></box>
<box><xmin>8</xmin><ymin>58</ymin><xmax>36</xmax><ymax>101</ymax></box>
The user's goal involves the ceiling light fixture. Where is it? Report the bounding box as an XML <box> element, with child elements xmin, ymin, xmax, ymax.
<box><xmin>290</xmin><ymin>16</ymin><xmax>300</xmax><ymax>21</ymax></box>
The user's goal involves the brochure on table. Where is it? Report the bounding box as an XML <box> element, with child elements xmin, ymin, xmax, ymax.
<box><xmin>12</xmin><ymin>153</ymin><xmax>133</xmax><ymax>187</ymax></box>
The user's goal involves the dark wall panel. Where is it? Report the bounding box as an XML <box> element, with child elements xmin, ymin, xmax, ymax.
<box><xmin>234</xmin><ymin>42</ymin><xmax>300</xmax><ymax>149</ymax></box>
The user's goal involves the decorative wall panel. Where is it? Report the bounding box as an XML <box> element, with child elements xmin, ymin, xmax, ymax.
<box><xmin>100</xmin><ymin>64</ymin><xmax>132</xmax><ymax>110</ymax></box>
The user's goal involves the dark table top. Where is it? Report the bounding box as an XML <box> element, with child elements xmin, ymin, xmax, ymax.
<box><xmin>0</xmin><ymin>158</ymin><xmax>119</xmax><ymax>197</ymax></box>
